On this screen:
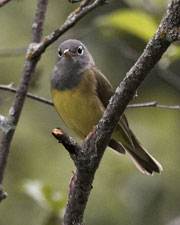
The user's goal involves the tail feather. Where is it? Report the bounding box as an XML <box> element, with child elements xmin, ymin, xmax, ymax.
<box><xmin>125</xmin><ymin>145</ymin><xmax>162</xmax><ymax>175</ymax></box>
<box><xmin>109</xmin><ymin>139</ymin><xmax>126</xmax><ymax>154</ymax></box>
<box><xmin>124</xmin><ymin>129</ymin><xmax>163</xmax><ymax>175</ymax></box>
<box><xmin>111</xmin><ymin>127</ymin><xmax>163</xmax><ymax>175</ymax></box>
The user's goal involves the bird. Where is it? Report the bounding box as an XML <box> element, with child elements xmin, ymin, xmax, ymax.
<box><xmin>50</xmin><ymin>39</ymin><xmax>162</xmax><ymax>175</ymax></box>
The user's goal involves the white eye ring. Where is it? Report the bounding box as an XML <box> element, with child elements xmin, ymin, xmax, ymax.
<box><xmin>58</xmin><ymin>48</ymin><xmax>62</xmax><ymax>57</ymax></box>
<box><xmin>77</xmin><ymin>46</ymin><xmax>84</xmax><ymax>55</ymax></box>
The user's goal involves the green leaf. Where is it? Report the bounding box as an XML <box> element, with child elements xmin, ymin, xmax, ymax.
<box><xmin>42</xmin><ymin>184</ymin><xmax>66</xmax><ymax>212</ymax></box>
<box><xmin>23</xmin><ymin>180</ymin><xmax>66</xmax><ymax>213</ymax></box>
<box><xmin>96</xmin><ymin>10</ymin><xmax>157</xmax><ymax>42</ymax></box>
<box><xmin>23</xmin><ymin>180</ymin><xmax>48</xmax><ymax>209</ymax></box>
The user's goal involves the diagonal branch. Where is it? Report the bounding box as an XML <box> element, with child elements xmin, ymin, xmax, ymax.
<box><xmin>60</xmin><ymin>1</ymin><xmax>180</xmax><ymax>224</ymax></box>
<box><xmin>0</xmin><ymin>0</ymin><xmax>11</xmax><ymax>7</ymax></box>
<box><xmin>28</xmin><ymin>0</ymin><xmax>107</xmax><ymax>59</ymax></box>
<box><xmin>52</xmin><ymin>128</ymin><xmax>80</xmax><ymax>156</ymax></box>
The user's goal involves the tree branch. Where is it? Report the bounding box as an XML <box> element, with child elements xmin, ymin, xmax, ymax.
<box><xmin>52</xmin><ymin>128</ymin><xmax>80</xmax><ymax>156</ymax></box>
<box><xmin>27</xmin><ymin>0</ymin><xmax>107</xmax><ymax>59</ymax></box>
<box><xmin>1</xmin><ymin>84</ymin><xmax>180</xmax><ymax>110</ymax></box>
<box><xmin>127</xmin><ymin>101</ymin><xmax>180</xmax><ymax>110</ymax></box>
<box><xmin>0</xmin><ymin>83</ymin><xmax>53</xmax><ymax>106</ymax></box>
<box><xmin>0</xmin><ymin>0</ymin><xmax>49</xmax><ymax>202</ymax></box>
<box><xmin>31</xmin><ymin>0</ymin><xmax>48</xmax><ymax>43</ymax></box>
<box><xmin>0</xmin><ymin>0</ymin><xmax>108</xmax><ymax>203</ymax></box>
<box><xmin>0</xmin><ymin>0</ymin><xmax>11</xmax><ymax>7</ymax></box>
<box><xmin>58</xmin><ymin>1</ymin><xmax>180</xmax><ymax>224</ymax></box>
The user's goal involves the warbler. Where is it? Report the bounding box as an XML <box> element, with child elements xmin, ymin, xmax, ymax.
<box><xmin>50</xmin><ymin>39</ymin><xmax>162</xmax><ymax>175</ymax></box>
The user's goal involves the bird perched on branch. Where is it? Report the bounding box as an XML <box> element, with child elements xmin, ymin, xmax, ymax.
<box><xmin>50</xmin><ymin>39</ymin><xmax>162</xmax><ymax>175</ymax></box>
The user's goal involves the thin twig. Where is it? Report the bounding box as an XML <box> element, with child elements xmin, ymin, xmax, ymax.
<box><xmin>0</xmin><ymin>84</ymin><xmax>53</xmax><ymax>106</ymax></box>
<box><xmin>128</xmin><ymin>101</ymin><xmax>158</xmax><ymax>108</ymax></box>
<box><xmin>1</xmin><ymin>84</ymin><xmax>180</xmax><ymax>110</ymax></box>
<box><xmin>0</xmin><ymin>0</ymin><xmax>11</xmax><ymax>7</ymax></box>
<box><xmin>127</xmin><ymin>101</ymin><xmax>180</xmax><ymax>110</ymax></box>
<box><xmin>154</xmin><ymin>104</ymin><xmax>180</xmax><ymax>110</ymax></box>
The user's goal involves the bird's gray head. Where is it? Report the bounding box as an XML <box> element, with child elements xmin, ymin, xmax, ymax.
<box><xmin>51</xmin><ymin>39</ymin><xmax>95</xmax><ymax>90</ymax></box>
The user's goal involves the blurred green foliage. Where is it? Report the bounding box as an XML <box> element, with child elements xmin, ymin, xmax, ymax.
<box><xmin>0</xmin><ymin>0</ymin><xmax>180</xmax><ymax>225</ymax></box>
<box><xmin>23</xmin><ymin>180</ymin><xmax>66</xmax><ymax>224</ymax></box>
<box><xmin>96</xmin><ymin>9</ymin><xmax>157</xmax><ymax>41</ymax></box>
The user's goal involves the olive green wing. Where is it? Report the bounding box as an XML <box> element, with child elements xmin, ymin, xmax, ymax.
<box><xmin>92</xmin><ymin>67</ymin><xmax>114</xmax><ymax>105</ymax></box>
<box><xmin>92</xmin><ymin>66</ymin><xmax>133</xmax><ymax>154</ymax></box>
<box><xmin>92</xmin><ymin>67</ymin><xmax>162</xmax><ymax>174</ymax></box>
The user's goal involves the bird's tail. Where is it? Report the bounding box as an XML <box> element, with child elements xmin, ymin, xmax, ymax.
<box><xmin>124</xmin><ymin>131</ymin><xmax>163</xmax><ymax>175</ymax></box>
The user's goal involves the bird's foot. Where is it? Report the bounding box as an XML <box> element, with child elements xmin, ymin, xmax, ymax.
<box><xmin>68</xmin><ymin>170</ymin><xmax>76</xmax><ymax>198</ymax></box>
<box><xmin>85</xmin><ymin>126</ymin><xmax>96</xmax><ymax>142</ymax></box>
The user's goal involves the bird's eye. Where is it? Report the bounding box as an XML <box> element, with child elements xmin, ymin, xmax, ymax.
<box><xmin>77</xmin><ymin>46</ymin><xmax>83</xmax><ymax>55</ymax></box>
<box><xmin>58</xmin><ymin>48</ymin><xmax>62</xmax><ymax>57</ymax></box>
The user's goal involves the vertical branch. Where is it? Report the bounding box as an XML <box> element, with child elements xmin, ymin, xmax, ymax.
<box><xmin>0</xmin><ymin>0</ymin><xmax>49</xmax><ymax>201</ymax></box>
<box><xmin>31</xmin><ymin>0</ymin><xmax>48</xmax><ymax>43</ymax></box>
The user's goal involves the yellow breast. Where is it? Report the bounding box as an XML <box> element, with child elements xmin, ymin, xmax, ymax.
<box><xmin>51</xmin><ymin>74</ymin><xmax>104</xmax><ymax>139</ymax></box>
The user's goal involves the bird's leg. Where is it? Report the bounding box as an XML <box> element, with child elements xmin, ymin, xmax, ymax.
<box><xmin>68</xmin><ymin>170</ymin><xmax>76</xmax><ymax>198</ymax></box>
<box><xmin>85</xmin><ymin>126</ymin><xmax>96</xmax><ymax>142</ymax></box>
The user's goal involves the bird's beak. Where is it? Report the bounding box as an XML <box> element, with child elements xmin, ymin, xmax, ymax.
<box><xmin>62</xmin><ymin>49</ymin><xmax>75</xmax><ymax>57</ymax></box>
